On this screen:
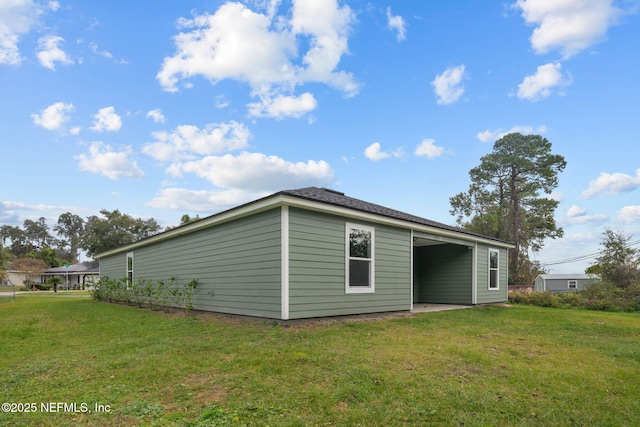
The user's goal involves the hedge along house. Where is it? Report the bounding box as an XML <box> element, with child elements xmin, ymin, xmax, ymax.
<box><xmin>96</xmin><ymin>187</ymin><xmax>514</xmax><ymax>320</ymax></box>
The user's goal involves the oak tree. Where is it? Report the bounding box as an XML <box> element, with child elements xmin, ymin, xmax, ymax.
<box><xmin>81</xmin><ymin>209</ymin><xmax>162</xmax><ymax>257</ymax></box>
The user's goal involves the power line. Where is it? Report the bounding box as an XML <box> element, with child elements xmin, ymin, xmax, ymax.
<box><xmin>540</xmin><ymin>239</ymin><xmax>640</xmax><ymax>266</ymax></box>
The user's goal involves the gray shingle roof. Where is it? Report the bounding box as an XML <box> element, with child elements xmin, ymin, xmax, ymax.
<box><xmin>44</xmin><ymin>262</ymin><xmax>99</xmax><ymax>274</ymax></box>
<box><xmin>98</xmin><ymin>186</ymin><xmax>512</xmax><ymax>258</ymax></box>
<box><xmin>279</xmin><ymin>187</ymin><xmax>510</xmax><ymax>244</ymax></box>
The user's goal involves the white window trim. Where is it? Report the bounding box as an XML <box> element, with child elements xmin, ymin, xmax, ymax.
<box><xmin>488</xmin><ymin>248</ymin><xmax>499</xmax><ymax>290</ymax></box>
<box><xmin>126</xmin><ymin>252</ymin><xmax>134</xmax><ymax>283</ymax></box>
<box><xmin>345</xmin><ymin>223</ymin><xmax>375</xmax><ymax>294</ymax></box>
<box><xmin>568</xmin><ymin>280</ymin><xmax>577</xmax><ymax>289</ymax></box>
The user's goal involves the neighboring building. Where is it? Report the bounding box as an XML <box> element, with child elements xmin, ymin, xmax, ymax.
<box><xmin>1</xmin><ymin>271</ymin><xmax>21</xmax><ymax>287</ymax></box>
<box><xmin>535</xmin><ymin>274</ymin><xmax>600</xmax><ymax>294</ymax></box>
<box><xmin>97</xmin><ymin>187</ymin><xmax>514</xmax><ymax>320</ymax></box>
<box><xmin>41</xmin><ymin>262</ymin><xmax>100</xmax><ymax>289</ymax></box>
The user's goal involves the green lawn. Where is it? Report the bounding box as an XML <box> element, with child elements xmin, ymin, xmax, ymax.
<box><xmin>1</xmin><ymin>296</ymin><xmax>639</xmax><ymax>426</ymax></box>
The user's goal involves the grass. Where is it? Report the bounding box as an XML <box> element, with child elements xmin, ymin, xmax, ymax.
<box><xmin>1</xmin><ymin>296</ymin><xmax>639</xmax><ymax>426</ymax></box>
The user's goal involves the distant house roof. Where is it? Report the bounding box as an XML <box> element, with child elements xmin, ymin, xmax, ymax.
<box><xmin>537</xmin><ymin>274</ymin><xmax>599</xmax><ymax>280</ymax></box>
<box><xmin>97</xmin><ymin>187</ymin><xmax>513</xmax><ymax>258</ymax></box>
<box><xmin>43</xmin><ymin>262</ymin><xmax>99</xmax><ymax>275</ymax></box>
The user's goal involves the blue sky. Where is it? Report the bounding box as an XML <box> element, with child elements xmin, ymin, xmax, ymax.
<box><xmin>1</xmin><ymin>0</ymin><xmax>639</xmax><ymax>273</ymax></box>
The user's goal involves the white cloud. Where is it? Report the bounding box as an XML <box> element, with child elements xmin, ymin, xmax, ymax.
<box><xmin>88</xmin><ymin>42</ymin><xmax>127</xmax><ymax>64</ymax></box>
<box><xmin>146</xmin><ymin>109</ymin><xmax>165</xmax><ymax>123</ymax></box>
<box><xmin>1</xmin><ymin>200</ymin><xmax>79</xmax><ymax>212</ymax></box>
<box><xmin>432</xmin><ymin>65</ymin><xmax>466</xmax><ymax>105</ymax></box>
<box><xmin>514</xmin><ymin>0</ymin><xmax>625</xmax><ymax>58</ymax></box>
<box><xmin>0</xmin><ymin>0</ymin><xmax>43</xmax><ymax>65</ymax></box>
<box><xmin>147</xmin><ymin>187</ymin><xmax>260</xmax><ymax>212</ymax></box>
<box><xmin>581</xmin><ymin>169</ymin><xmax>640</xmax><ymax>199</ymax></box>
<box><xmin>476</xmin><ymin>125</ymin><xmax>548</xmax><ymax>142</ymax></box>
<box><xmin>91</xmin><ymin>106</ymin><xmax>122</xmax><ymax>132</ymax></box>
<box><xmin>517</xmin><ymin>62</ymin><xmax>571</xmax><ymax>101</ymax></box>
<box><xmin>173</xmin><ymin>151</ymin><xmax>334</xmax><ymax>192</ymax></box>
<box><xmin>89</xmin><ymin>42</ymin><xmax>111</xmax><ymax>59</ymax></box>
<box><xmin>289</xmin><ymin>0</ymin><xmax>357</xmax><ymax>92</ymax></box>
<box><xmin>0</xmin><ymin>199</ymin><xmax>83</xmax><ymax>225</ymax></box>
<box><xmin>157</xmin><ymin>0</ymin><xmax>358</xmax><ymax>118</ymax></box>
<box><xmin>364</xmin><ymin>142</ymin><xmax>390</xmax><ymax>162</ymax></box>
<box><xmin>386</xmin><ymin>7</ymin><xmax>406</xmax><ymax>41</ymax></box>
<box><xmin>247</xmin><ymin>92</ymin><xmax>317</xmax><ymax>119</ymax></box>
<box><xmin>414</xmin><ymin>139</ymin><xmax>446</xmax><ymax>158</ymax></box>
<box><xmin>567</xmin><ymin>205</ymin><xmax>586</xmax><ymax>218</ymax></box>
<box><xmin>617</xmin><ymin>206</ymin><xmax>640</xmax><ymax>224</ymax></box>
<box><xmin>563</xmin><ymin>204</ymin><xmax>608</xmax><ymax>225</ymax></box>
<box><xmin>215</xmin><ymin>95</ymin><xmax>230</xmax><ymax>109</ymax></box>
<box><xmin>363</xmin><ymin>142</ymin><xmax>405</xmax><ymax>162</ymax></box>
<box><xmin>76</xmin><ymin>141</ymin><xmax>144</xmax><ymax>180</ymax></box>
<box><xmin>36</xmin><ymin>34</ymin><xmax>73</xmax><ymax>70</ymax></box>
<box><xmin>31</xmin><ymin>102</ymin><xmax>74</xmax><ymax>130</ymax></box>
<box><xmin>142</xmin><ymin>121</ymin><xmax>251</xmax><ymax>161</ymax></box>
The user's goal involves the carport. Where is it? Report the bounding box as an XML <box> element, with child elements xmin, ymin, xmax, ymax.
<box><xmin>412</xmin><ymin>232</ymin><xmax>475</xmax><ymax>306</ymax></box>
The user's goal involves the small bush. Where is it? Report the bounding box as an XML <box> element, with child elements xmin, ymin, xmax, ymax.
<box><xmin>34</xmin><ymin>284</ymin><xmax>51</xmax><ymax>291</ymax></box>
<box><xmin>91</xmin><ymin>276</ymin><xmax>199</xmax><ymax>312</ymax></box>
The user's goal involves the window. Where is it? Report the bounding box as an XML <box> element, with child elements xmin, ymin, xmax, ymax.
<box><xmin>346</xmin><ymin>223</ymin><xmax>375</xmax><ymax>293</ymax></box>
<box><xmin>488</xmin><ymin>248</ymin><xmax>499</xmax><ymax>290</ymax></box>
<box><xmin>568</xmin><ymin>280</ymin><xmax>577</xmax><ymax>289</ymax></box>
<box><xmin>126</xmin><ymin>252</ymin><xmax>134</xmax><ymax>284</ymax></box>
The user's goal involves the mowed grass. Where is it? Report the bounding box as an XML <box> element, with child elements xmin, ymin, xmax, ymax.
<box><xmin>1</xmin><ymin>296</ymin><xmax>639</xmax><ymax>426</ymax></box>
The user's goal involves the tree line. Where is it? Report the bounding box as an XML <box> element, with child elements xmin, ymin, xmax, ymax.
<box><xmin>0</xmin><ymin>211</ymin><xmax>199</xmax><ymax>286</ymax></box>
<box><xmin>0</xmin><ymin>210</ymin><xmax>186</xmax><ymax>273</ymax></box>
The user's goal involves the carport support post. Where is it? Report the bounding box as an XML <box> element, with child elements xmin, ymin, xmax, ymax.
<box><xmin>410</xmin><ymin>230</ymin><xmax>414</xmax><ymax>311</ymax></box>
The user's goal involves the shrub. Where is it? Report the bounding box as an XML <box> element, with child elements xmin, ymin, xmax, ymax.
<box><xmin>91</xmin><ymin>276</ymin><xmax>199</xmax><ymax>312</ymax></box>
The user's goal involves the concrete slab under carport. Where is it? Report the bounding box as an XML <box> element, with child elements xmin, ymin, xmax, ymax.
<box><xmin>411</xmin><ymin>303</ymin><xmax>472</xmax><ymax>313</ymax></box>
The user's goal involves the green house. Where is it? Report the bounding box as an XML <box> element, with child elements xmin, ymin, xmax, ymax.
<box><xmin>96</xmin><ymin>187</ymin><xmax>513</xmax><ymax>320</ymax></box>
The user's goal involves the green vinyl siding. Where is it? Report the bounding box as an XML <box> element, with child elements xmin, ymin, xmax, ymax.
<box><xmin>475</xmin><ymin>245</ymin><xmax>508</xmax><ymax>304</ymax></box>
<box><xmin>99</xmin><ymin>253</ymin><xmax>126</xmax><ymax>281</ymax></box>
<box><xmin>99</xmin><ymin>208</ymin><xmax>282</xmax><ymax>319</ymax></box>
<box><xmin>414</xmin><ymin>244</ymin><xmax>472</xmax><ymax>304</ymax></box>
<box><xmin>288</xmin><ymin>208</ymin><xmax>411</xmax><ymax>319</ymax></box>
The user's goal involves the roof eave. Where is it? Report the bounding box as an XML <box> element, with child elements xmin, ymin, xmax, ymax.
<box><xmin>96</xmin><ymin>191</ymin><xmax>513</xmax><ymax>259</ymax></box>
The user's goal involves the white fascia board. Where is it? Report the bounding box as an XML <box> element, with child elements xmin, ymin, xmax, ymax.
<box><xmin>282</xmin><ymin>196</ymin><xmax>514</xmax><ymax>249</ymax></box>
